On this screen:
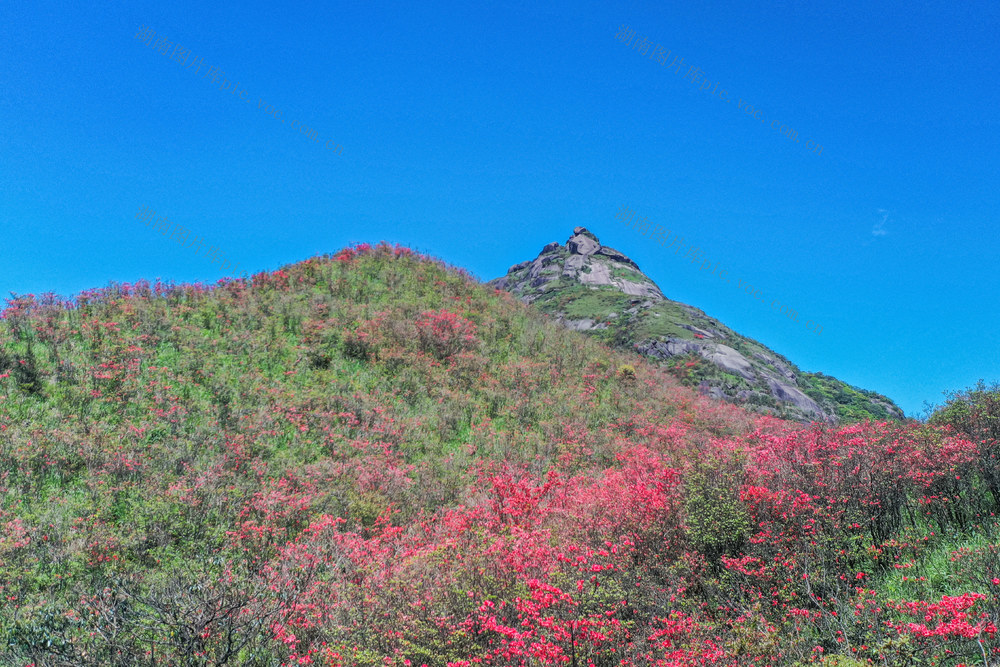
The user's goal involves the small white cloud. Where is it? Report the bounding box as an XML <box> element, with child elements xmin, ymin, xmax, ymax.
<box><xmin>872</xmin><ymin>209</ymin><xmax>889</xmax><ymax>237</ymax></box>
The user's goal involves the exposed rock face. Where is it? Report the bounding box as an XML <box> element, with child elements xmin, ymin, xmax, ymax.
<box><xmin>497</xmin><ymin>228</ymin><xmax>665</xmax><ymax>304</ymax></box>
<box><xmin>702</xmin><ymin>345</ymin><xmax>756</xmax><ymax>382</ymax></box>
<box><xmin>488</xmin><ymin>227</ymin><xmax>905</xmax><ymax>425</ymax></box>
<box><xmin>567</xmin><ymin>232</ymin><xmax>600</xmax><ymax>256</ymax></box>
<box><xmin>596</xmin><ymin>247</ymin><xmax>638</xmax><ymax>267</ymax></box>
<box><xmin>765</xmin><ymin>377</ymin><xmax>824</xmax><ymax>416</ymax></box>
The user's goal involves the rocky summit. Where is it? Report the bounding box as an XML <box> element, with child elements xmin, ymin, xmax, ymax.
<box><xmin>489</xmin><ymin>227</ymin><xmax>904</xmax><ymax>424</ymax></box>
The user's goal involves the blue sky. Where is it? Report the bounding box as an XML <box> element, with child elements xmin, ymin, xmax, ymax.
<box><xmin>2</xmin><ymin>0</ymin><xmax>998</xmax><ymax>419</ymax></box>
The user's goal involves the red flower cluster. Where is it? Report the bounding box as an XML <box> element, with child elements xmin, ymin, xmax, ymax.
<box><xmin>415</xmin><ymin>309</ymin><xmax>478</xmax><ymax>359</ymax></box>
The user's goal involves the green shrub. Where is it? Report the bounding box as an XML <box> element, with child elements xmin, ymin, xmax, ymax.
<box><xmin>682</xmin><ymin>455</ymin><xmax>751</xmax><ymax>563</ymax></box>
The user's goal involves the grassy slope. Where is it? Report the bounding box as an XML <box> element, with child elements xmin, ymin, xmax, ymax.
<box><xmin>0</xmin><ymin>242</ymin><xmax>996</xmax><ymax>666</ymax></box>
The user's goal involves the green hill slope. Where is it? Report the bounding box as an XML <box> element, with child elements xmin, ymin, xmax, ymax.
<box><xmin>0</xmin><ymin>243</ymin><xmax>751</xmax><ymax>664</ymax></box>
<box><xmin>0</xmin><ymin>242</ymin><xmax>995</xmax><ymax>666</ymax></box>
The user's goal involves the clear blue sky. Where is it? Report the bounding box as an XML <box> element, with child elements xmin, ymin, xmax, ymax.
<box><xmin>2</xmin><ymin>0</ymin><xmax>998</xmax><ymax>419</ymax></box>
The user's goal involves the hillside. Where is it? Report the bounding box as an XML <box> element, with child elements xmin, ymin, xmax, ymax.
<box><xmin>0</xmin><ymin>242</ymin><xmax>997</xmax><ymax>666</ymax></box>
<box><xmin>489</xmin><ymin>227</ymin><xmax>904</xmax><ymax>424</ymax></box>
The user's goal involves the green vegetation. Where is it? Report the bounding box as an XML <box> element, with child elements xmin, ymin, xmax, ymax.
<box><xmin>608</xmin><ymin>264</ymin><xmax>646</xmax><ymax>282</ymax></box>
<box><xmin>0</xmin><ymin>244</ymin><xmax>993</xmax><ymax>666</ymax></box>
<box><xmin>630</xmin><ymin>302</ymin><xmax>696</xmax><ymax>340</ymax></box>
<box><xmin>539</xmin><ymin>283</ymin><xmax>626</xmax><ymax>321</ymax></box>
<box><xmin>682</xmin><ymin>454</ymin><xmax>751</xmax><ymax>562</ymax></box>
<box><xmin>803</xmin><ymin>372</ymin><xmax>901</xmax><ymax>422</ymax></box>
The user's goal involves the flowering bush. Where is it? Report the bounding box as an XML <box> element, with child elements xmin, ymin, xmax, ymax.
<box><xmin>1</xmin><ymin>245</ymin><xmax>998</xmax><ymax>666</ymax></box>
<box><xmin>415</xmin><ymin>309</ymin><xmax>478</xmax><ymax>359</ymax></box>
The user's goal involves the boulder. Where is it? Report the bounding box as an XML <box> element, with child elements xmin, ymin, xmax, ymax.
<box><xmin>701</xmin><ymin>344</ymin><xmax>756</xmax><ymax>381</ymax></box>
<box><xmin>567</xmin><ymin>233</ymin><xmax>600</xmax><ymax>256</ymax></box>
<box><xmin>596</xmin><ymin>246</ymin><xmax>639</xmax><ymax>269</ymax></box>
<box><xmin>618</xmin><ymin>279</ymin><xmax>664</xmax><ymax>300</ymax></box>
<box><xmin>765</xmin><ymin>377</ymin><xmax>824</xmax><ymax>417</ymax></box>
<box><xmin>563</xmin><ymin>318</ymin><xmax>597</xmax><ymax>331</ymax></box>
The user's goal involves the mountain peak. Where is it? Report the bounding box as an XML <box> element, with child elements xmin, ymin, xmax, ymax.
<box><xmin>489</xmin><ymin>227</ymin><xmax>663</xmax><ymax>303</ymax></box>
<box><xmin>489</xmin><ymin>228</ymin><xmax>905</xmax><ymax>425</ymax></box>
<box><xmin>567</xmin><ymin>227</ymin><xmax>601</xmax><ymax>255</ymax></box>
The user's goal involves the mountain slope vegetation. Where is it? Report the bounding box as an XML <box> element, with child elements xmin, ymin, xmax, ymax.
<box><xmin>0</xmin><ymin>242</ymin><xmax>996</xmax><ymax>666</ymax></box>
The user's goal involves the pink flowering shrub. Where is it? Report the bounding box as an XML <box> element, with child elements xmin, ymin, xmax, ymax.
<box><xmin>415</xmin><ymin>309</ymin><xmax>478</xmax><ymax>359</ymax></box>
<box><xmin>2</xmin><ymin>243</ymin><xmax>999</xmax><ymax>666</ymax></box>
